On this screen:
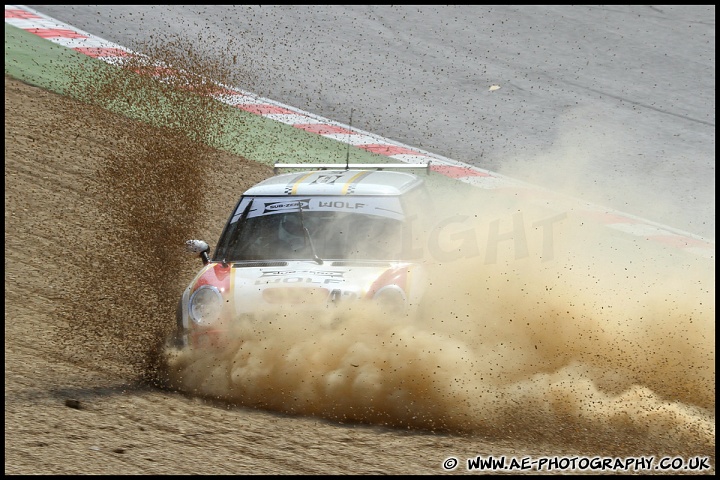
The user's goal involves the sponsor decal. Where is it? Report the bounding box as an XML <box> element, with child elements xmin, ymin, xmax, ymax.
<box><xmin>255</xmin><ymin>269</ymin><xmax>345</xmax><ymax>286</ymax></box>
<box><xmin>258</xmin><ymin>269</ymin><xmax>345</xmax><ymax>278</ymax></box>
<box><xmin>242</xmin><ymin>196</ymin><xmax>404</xmax><ymax>220</ymax></box>
<box><xmin>317</xmin><ymin>200</ymin><xmax>366</xmax><ymax>210</ymax></box>
<box><xmin>263</xmin><ymin>199</ymin><xmax>310</xmax><ymax>214</ymax></box>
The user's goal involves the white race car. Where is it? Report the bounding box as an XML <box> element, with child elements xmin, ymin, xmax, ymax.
<box><xmin>175</xmin><ymin>163</ymin><xmax>434</xmax><ymax>348</ymax></box>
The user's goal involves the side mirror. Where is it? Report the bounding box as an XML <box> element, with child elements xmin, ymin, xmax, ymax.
<box><xmin>185</xmin><ymin>239</ymin><xmax>210</xmax><ymax>265</ymax></box>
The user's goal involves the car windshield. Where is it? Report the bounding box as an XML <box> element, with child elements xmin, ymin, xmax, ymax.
<box><xmin>214</xmin><ymin>196</ymin><xmax>407</xmax><ymax>262</ymax></box>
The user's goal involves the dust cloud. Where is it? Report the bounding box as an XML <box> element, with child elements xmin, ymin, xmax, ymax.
<box><xmin>57</xmin><ymin>32</ymin><xmax>713</xmax><ymax>458</ymax></box>
<box><xmin>494</xmin><ymin>105</ymin><xmax>716</xmax><ymax>240</ymax></box>
<box><xmin>165</xmin><ymin>182</ymin><xmax>714</xmax><ymax>457</ymax></box>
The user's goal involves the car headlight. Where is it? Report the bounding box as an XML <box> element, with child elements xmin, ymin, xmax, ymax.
<box><xmin>189</xmin><ymin>285</ymin><xmax>223</xmax><ymax>325</ymax></box>
<box><xmin>373</xmin><ymin>286</ymin><xmax>407</xmax><ymax>315</ymax></box>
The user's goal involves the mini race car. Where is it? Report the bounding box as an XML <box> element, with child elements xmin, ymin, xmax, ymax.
<box><xmin>175</xmin><ymin>162</ymin><xmax>434</xmax><ymax>349</ymax></box>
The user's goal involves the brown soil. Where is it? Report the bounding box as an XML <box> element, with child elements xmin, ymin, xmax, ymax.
<box><xmin>4</xmin><ymin>75</ymin><xmax>713</xmax><ymax>475</ymax></box>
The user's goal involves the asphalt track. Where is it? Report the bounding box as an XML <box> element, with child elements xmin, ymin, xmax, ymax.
<box><xmin>22</xmin><ymin>5</ymin><xmax>716</xmax><ymax>240</ymax></box>
<box><xmin>6</xmin><ymin>5</ymin><xmax>715</xmax><ymax>260</ymax></box>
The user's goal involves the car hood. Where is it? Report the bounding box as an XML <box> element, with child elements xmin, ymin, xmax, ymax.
<box><xmin>188</xmin><ymin>260</ymin><xmax>425</xmax><ymax>315</ymax></box>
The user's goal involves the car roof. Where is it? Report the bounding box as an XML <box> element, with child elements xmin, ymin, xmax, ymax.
<box><xmin>244</xmin><ymin>169</ymin><xmax>425</xmax><ymax>196</ymax></box>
